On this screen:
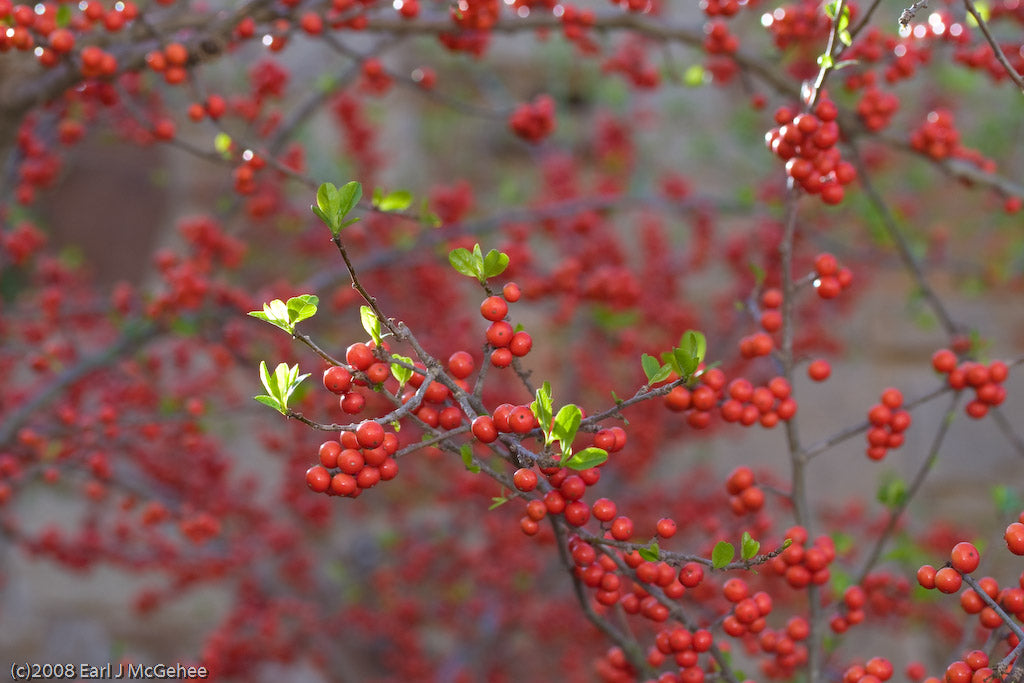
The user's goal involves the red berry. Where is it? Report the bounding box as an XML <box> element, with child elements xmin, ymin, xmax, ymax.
<box><xmin>807</xmin><ymin>359</ymin><xmax>831</xmax><ymax>382</ymax></box>
<box><xmin>508</xmin><ymin>406</ymin><xmax>535</xmax><ymax>434</ymax></box>
<box><xmin>656</xmin><ymin>518</ymin><xmax>677</xmax><ymax>538</ymax></box>
<box><xmin>679</xmin><ymin>562</ymin><xmax>704</xmax><ymax>588</ymax></box>
<box><xmin>509</xmin><ymin>331</ymin><xmax>533</xmax><ymax>357</ymax></box>
<box><xmin>502</xmin><ymin>282</ymin><xmax>521</xmax><ymax>302</ymax></box>
<box><xmin>486</xmin><ymin>321</ymin><xmax>514</xmax><ymax>347</ymax></box>
<box><xmin>934</xmin><ymin>566</ymin><xmax>963</xmax><ymax>593</ymax></box>
<box><xmin>305</xmin><ymin>465</ymin><xmax>331</xmax><ymax>493</ymax></box>
<box><xmin>1005</xmin><ymin>522</ymin><xmax>1024</xmax><ymax>555</ymax></box>
<box><xmin>345</xmin><ymin>342</ymin><xmax>375</xmax><ymax>371</ymax></box>
<box><xmin>815</xmin><ymin>275</ymin><xmax>841</xmax><ymax>299</ymax></box>
<box><xmin>491</xmin><ymin>347</ymin><xmax>513</xmax><ymax>367</ymax></box>
<box><xmin>480</xmin><ymin>295</ymin><xmax>509</xmax><ymax>321</ymax></box>
<box><xmin>917</xmin><ymin>564</ymin><xmax>937</xmax><ymax>589</ymax></box>
<box><xmin>448</xmin><ymin>350</ymin><xmax>475</xmax><ymax>379</ymax></box>
<box><xmin>881</xmin><ymin>387</ymin><xmax>903</xmax><ymax>409</ymax></box>
<box><xmin>340</xmin><ymin>392</ymin><xmax>365</xmax><ymax>414</ymax></box>
<box><xmin>318</xmin><ymin>440</ymin><xmax>341</xmax><ymax>468</ymax></box>
<box><xmin>950</xmin><ymin>542</ymin><xmax>980</xmax><ymax>574</ymax></box>
<box><xmin>814</xmin><ymin>252</ymin><xmax>838</xmax><ymax>277</ymax></box>
<box><xmin>355</xmin><ymin>421</ymin><xmax>385</xmax><ymax>449</ymax></box>
<box><xmin>591</xmin><ymin>497</ymin><xmax>617</xmax><ymax>522</ymax></box>
<box><xmin>726</xmin><ymin>465</ymin><xmax>754</xmax><ymax>494</ymax></box>
<box><xmin>932</xmin><ymin>348</ymin><xmax>957</xmax><ymax>374</ymax></box>
<box><xmin>513</xmin><ymin>468</ymin><xmax>537</xmax><ymax>491</ymax></box>
<box><xmin>610</xmin><ymin>516</ymin><xmax>634</xmax><ymax>541</ymax></box>
<box><xmin>472</xmin><ymin>415</ymin><xmax>498</xmax><ymax>443</ymax></box>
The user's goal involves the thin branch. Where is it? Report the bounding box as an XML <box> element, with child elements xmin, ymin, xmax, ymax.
<box><xmin>962</xmin><ymin>0</ymin><xmax>1024</xmax><ymax>94</ymax></box>
<box><xmin>848</xmin><ymin>144</ymin><xmax>962</xmax><ymax>338</ymax></box>
<box><xmin>853</xmin><ymin>391</ymin><xmax>961</xmax><ymax>584</ymax></box>
<box><xmin>0</xmin><ymin>320</ymin><xmax>158</xmax><ymax>448</ymax></box>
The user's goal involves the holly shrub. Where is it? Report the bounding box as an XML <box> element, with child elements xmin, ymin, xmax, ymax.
<box><xmin>0</xmin><ymin>0</ymin><xmax>1023</xmax><ymax>681</ymax></box>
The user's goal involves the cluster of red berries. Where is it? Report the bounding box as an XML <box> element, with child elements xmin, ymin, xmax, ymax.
<box><xmin>918</xmin><ymin>541</ymin><xmax>980</xmax><ymax>596</ymax></box>
<box><xmin>305</xmin><ymin>421</ymin><xmax>399</xmax><ymax>498</ymax></box>
<box><xmin>909</xmin><ymin>110</ymin><xmax>961</xmax><ymax>161</ymax></box>
<box><xmin>856</xmin><ymin>87</ymin><xmax>900</xmax><ymax>132</ymax></box>
<box><xmin>767</xmin><ymin>526</ymin><xmax>835</xmax><ymax>588</ymax></box>
<box><xmin>931</xmin><ymin>349</ymin><xmax>1010</xmax><ymax>419</ymax></box>
<box><xmin>700</xmin><ymin>0</ymin><xmax>743</xmax><ymax>16</ymax></box>
<box><xmin>481</xmin><ymin>285</ymin><xmax>533</xmax><ymax>367</ymax></box>
<box><xmin>957</xmin><ymin>573</ymin><xmax>1024</xmax><ymax>632</ymax></box>
<box><xmin>756</xmin><ymin>615</ymin><xmax>812</xmax><ymax>677</ymax></box>
<box><xmin>719</xmin><ymin>577</ymin><xmax>775</xmax><ymax>638</ymax></box>
<box><xmin>766</xmin><ymin>99</ymin><xmax>855</xmax><ymax>205</ymax></box>
<box><xmin>649</xmin><ymin>625</ymin><xmax>715</xmax><ymax>676</ymax></box>
<box><xmin>827</xmin><ymin>584</ymin><xmax>868</xmax><ymax>634</ymax></box>
<box><xmin>450</xmin><ymin>0</ymin><xmax>500</xmax><ymax>30</ymax></box>
<box><xmin>864</xmin><ymin>387</ymin><xmax>911</xmax><ymax>460</ymax></box>
<box><xmin>508</xmin><ymin>95</ymin><xmax>557</xmax><ymax>143</ymax></box>
<box><xmin>703</xmin><ymin>21</ymin><xmax>739</xmax><ymax>55</ymax></box>
<box><xmin>942</xmin><ymin>650</ymin><xmax>1001</xmax><ymax>683</ymax></box>
<box><xmin>667</xmin><ymin>370</ymin><xmax>798</xmax><ymax>431</ymax></box>
<box><xmin>325</xmin><ymin>351</ymin><xmax>368</xmax><ymax>414</ymax></box>
<box><xmin>472</xmin><ymin>401</ymin><xmax>539</xmax><ymax>444</ymax></box>
<box><xmin>842</xmin><ymin>657</ymin><xmax>895</xmax><ymax>683</ymax></box>
<box><xmin>725</xmin><ymin>465</ymin><xmax>765</xmax><ymax>515</ymax></box>
<box><xmin>812</xmin><ymin>251</ymin><xmax>853</xmax><ymax>300</ymax></box>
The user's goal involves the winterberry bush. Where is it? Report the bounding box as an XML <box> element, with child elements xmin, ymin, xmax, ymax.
<box><xmin>0</xmin><ymin>0</ymin><xmax>1023</xmax><ymax>681</ymax></box>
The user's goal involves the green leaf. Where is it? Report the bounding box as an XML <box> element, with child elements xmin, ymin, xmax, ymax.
<box><xmin>741</xmin><ymin>531</ymin><xmax>761</xmax><ymax>560</ymax></box>
<box><xmin>214</xmin><ymin>132</ymin><xmax>232</xmax><ymax>159</ymax></box>
<box><xmin>460</xmin><ymin>444</ymin><xmax>480</xmax><ymax>473</ymax></box>
<box><xmin>259</xmin><ymin>360</ymin><xmax>278</xmax><ymax>400</ymax></box>
<box><xmin>313</xmin><ymin>181</ymin><xmax>362</xmax><ymax>235</ymax></box>
<box><xmin>489</xmin><ymin>495</ymin><xmax>508</xmax><ymax>510</ymax></box>
<box><xmin>748</xmin><ymin>262</ymin><xmax>766</xmax><ymax>286</ymax></box>
<box><xmin>877</xmin><ymin>473</ymin><xmax>907</xmax><ymax>508</ymax></box>
<box><xmin>638</xmin><ymin>541</ymin><xmax>661</xmax><ymax>563</ymax></box>
<box><xmin>683</xmin><ymin>64</ymin><xmax>705</xmax><ymax>87</ymax></box>
<box><xmin>530</xmin><ymin>381</ymin><xmax>554</xmax><ymax>443</ymax></box>
<box><xmin>817</xmin><ymin>53</ymin><xmax>834</xmax><ymax>69</ymax></box>
<box><xmin>482</xmin><ymin>249</ymin><xmax>510</xmax><ymax>278</ymax></box>
<box><xmin>390</xmin><ymin>354</ymin><xmax>414</xmax><ymax>388</ymax></box>
<box><xmin>374</xmin><ymin>189</ymin><xmax>414</xmax><ymax>212</ymax></box>
<box><xmin>712</xmin><ymin>541</ymin><xmax>735</xmax><ymax>569</ymax></box>
<box><xmin>254</xmin><ymin>394</ymin><xmax>284</xmax><ymax>414</ymax></box>
<box><xmin>448</xmin><ymin>247</ymin><xmax>481</xmax><ymax>280</ymax></box>
<box><xmin>258</xmin><ymin>361</ymin><xmax>308</xmax><ymax>412</ymax></box>
<box><xmin>681</xmin><ymin>329</ymin><xmax>707</xmax><ymax>371</ymax></box>
<box><xmin>249</xmin><ymin>299</ymin><xmax>294</xmax><ymax>333</ymax></box>
<box><xmin>55</xmin><ymin>4</ymin><xmax>72</xmax><ymax>26</ymax></box>
<box><xmin>564</xmin><ymin>447</ymin><xmax>608</xmax><ymax>470</ymax></box>
<box><xmin>336</xmin><ymin>181</ymin><xmax>362</xmax><ymax>218</ymax></box>
<box><xmin>641</xmin><ymin>353</ymin><xmax>672</xmax><ymax>384</ymax></box>
<box><xmin>552</xmin><ymin>404</ymin><xmax>582</xmax><ymax>452</ymax></box>
<box><xmin>360</xmin><ymin>305</ymin><xmax>382</xmax><ymax>346</ymax></box>
<box><xmin>993</xmin><ymin>485</ymin><xmax>1024</xmax><ymax>518</ymax></box>
<box><xmin>286</xmin><ymin>294</ymin><xmax>318</xmax><ymax>327</ymax></box>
